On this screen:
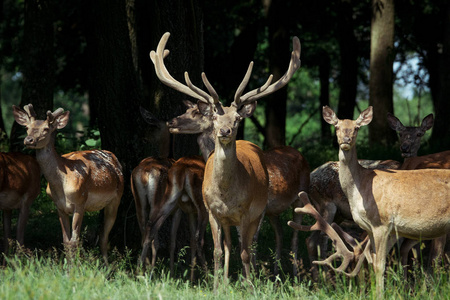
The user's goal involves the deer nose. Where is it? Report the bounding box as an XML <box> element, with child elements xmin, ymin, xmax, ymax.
<box><xmin>24</xmin><ymin>136</ymin><xmax>35</xmax><ymax>145</ymax></box>
<box><xmin>400</xmin><ymin>143</ymin><xmax>410</xmax><ymax>152</ymax></box>
<box><xmin>220</xmin><ymin>128</ymin><xmax>231</xmax><ymax>136</ymax></box>
<box><xmin>343</xmin><ymin>136</ymin><xmax>351</xmax><ymax>144</ymax></box>
<box><xmin>166</xmin><ymin>119</ymin><xmax>175</xmax><ymax>127</ymax></box>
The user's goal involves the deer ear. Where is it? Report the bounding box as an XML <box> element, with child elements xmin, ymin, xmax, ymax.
<box><xmin>182</xmin><ymin>100</ymin><xmax>196</xmax><ymax>109</ymax></box>
<box><xmin>356</xmin><ymin>106</ymin><xmax>373</xmax><ymax>127</ymax></box>
<box><xmin>12</xmin><ymin>105</ymin><xmax>31</xmax><ymax>126</ymax></box>
<box><xmin>322</xmin><ymin>106</ymin><xmax>339</xmax><ymax>125</ymax></box>
<box><xmin>421</xmin><ymin>113</ymin><xmax>434</xmax><ymax>131</ymax></box>
<box><xmin>55</xmin><ymin>111</ymin><xmax>70</xmax><ymax>129</ymax></box>
<box><xmin>386</xmin><ymin>113</ymin><xmax>404</xmax><ymax>131</ymax></box>
<box><xmin>197</xmin><ymin>101</ymin><xmax>213</xmax><ymax>117</ymax></box>
<box><xmin>237</xmin><ymin>102</ymin><xmax>257</xmax><ymax>118</ymax></box>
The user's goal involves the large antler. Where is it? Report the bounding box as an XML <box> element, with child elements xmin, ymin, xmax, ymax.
<box><xmin>233</xmin><ymin>36</ymin><xmax>301</xmax><ymax>108</ymax></box>
<box><xmin>288</xmin><ymin>192</ymin><xmax>369</xmax><ymax>277</ymax></box>
<box><xmin>149</xmin><ymin>32</ymin><xmax>219</xmax><ymax>105</ymax></box>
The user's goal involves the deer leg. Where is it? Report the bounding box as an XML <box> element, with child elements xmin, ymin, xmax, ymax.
<box><xmin>57</xmin><ymin>209</ymin><xmax>71</xmax><ymax>245</ymax></box>
<box><xmin>223</xmin><ymin>225</ymin><xmax>232</xmax><ymax>281</ymax></box>
<box><xmin>399</xmin><ymin>238</ymin><xmax>419</xmax><ymax>277</ymax></box>
<box><xmin>169</xmin><ymin>208</ymin><xmax>182</xmax><ymax>276</ymax></box>
<box><xmin>197</xmin><ymin>210</ymin><xmax>209</xmax><ymax>273</ymax></box>
<box><xmin>290</xmin><ymin>197</ymin><xmax>303</xmax><ymax>277</ymax></box>
<box><xmin>70</xmin><ymin>208</ymin><xmax>85</xmax><ymax>255</ymax></box>
<box><xmin>187</xmin><ymin>212</ymin><xmax>198</xmax><ymax>281</ymax></box>
<box><xmin>209</xmin><ymin>212</ymin><xmax>223</xmax><ymax>289</ymax></box>
<box><xmin>240</xmin><ymin>216</ymin><xmax>261</xmax><ymax>279</ymax></box>
<box><xmin>429</xmin><ymin>235</ymin><xmax>447</xmax><ymax>269</ymax></box>
<box><xmin>17</xmin><ymin>196</ymin><xmax>33</xmax><ymax>246</ymax></box>
<box><xmin>371</xmin><ymin>227</ymin><xmax>395</xmax><ymax>297</ymax></box>
<box><xmin>267</xmin><ymin>215</ymin><xmax>283</xmax><ymax>276</ymax></box>
<box><xmin>3</xmin><ymin>210</ymin><xmax>12</xmax><ymax>255</ymax></box>
<box><xmin>139</xmin><ymin>223</ymin><xmax>153</xmax><ymax>268</ymax></box>
<box><xmin>100</xmin><ymin>200</ymin><xmax>119</xmax><ymax>263</ymax></box>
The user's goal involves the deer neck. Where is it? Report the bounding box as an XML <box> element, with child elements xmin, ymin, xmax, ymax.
<box><xmin>210</xmin><ymin>138</ymin><xmax>238</xmax><ymax>190</ymax></box>
<box><xmin>34</xmin><ymin>133</ymin><xmax>65</xmax><ymax>186</ymax></box>
<box><xmin>338</xmin><ymin>145</ymin><xmax>364</xmax><ymax>205</ymax></box>
<box><xmin>197</xmin><ymin>129</ymin><xmax>215</xmax><ymax>162</ymax></box>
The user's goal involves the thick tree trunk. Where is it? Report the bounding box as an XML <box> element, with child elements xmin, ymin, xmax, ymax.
<box><xmin>264</xmin><ymin>0</ymin><xmax>289</xmax><ymax>148</ymax></box>
<box><xmin>319</xmin><ymin>51</ymin><xmax>332</xmax><ymax>141</ymax></box>
<box><xmin>368</xmin><ymin>0</ymin><xmax>397</xmax><ymax>147</ymax></box>
<box><xmin>429</xmin><ymin>3</ymin><xmax>450</xmax><ymax>149</ymax></box>
<box><xmin>337</xmin><ymin>0</ymin><xmax>358</xmax><ymax>120</ymax></box>
<box><xmin>10</xmin><ymin>0</ymin><xmax>55</xmax><ymax>151</ymax></box>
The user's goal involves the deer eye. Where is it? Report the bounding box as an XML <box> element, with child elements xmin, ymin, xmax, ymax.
<box><xmin>417</xmin><ymin>132</ymin><xmax>424</xmax><ymax>137</ymax></box>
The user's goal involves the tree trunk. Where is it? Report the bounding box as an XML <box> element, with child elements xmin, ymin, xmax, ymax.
<box><xmin>319</xmin><ymin>51</ymin><xmax>332</xmax><ymax>141</ymax></box>
<box><xmin>86</xmin><ymin>0</ymin><xmax>153</xmax><ymax>250</ymax></box>
<box><xmin>264</xmin><ymin>0</ymin><xmax>289</xmax><ymax>148</ymax></box>
<box><xmin>429</xmin><ymin>3</ymin><xmax>450</xmax><ymax>149</ymax></box>
<box><xmin>337</xmin><ymin>0</ymin><xmax>358</xmax><ymax>120</ymax></box>
<box><xmin>10</xmin><ymin>0</ymin><xmax>55</xmax><ymax>151</ymax></box>
<box><xmin>368</xmin><ymin>0</ymin><xmax>397</xmax><ymax>147</ymax></box>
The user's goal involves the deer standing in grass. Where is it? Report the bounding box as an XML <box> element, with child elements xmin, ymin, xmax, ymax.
<box><xmin>387</xmin><ymin>112</ymin><xmax>450</xmax><ymax>268</ymax></box>
<box><xmin>150</xmin><ymin>32</ymin><xmax>301</xmax><ymax>284</ymax></box>
<box><xmin>167</xmin><ymin>100</ymin><xmax>310</xmax><ymax>276</ymax></box>
<box><xmin>292</xmin><ymin>106</ymin><xmax>450</xmax><ymax>296</ymax></box>
<box><xmin>13</xmin><ymin>104</ymin><xmax>124</xmax><ymax>262</ymax></box>
<box><xmin>139</xmin><ymin>155</ymin><xmax>208</xmax><ymax>281</ymax></box>
<box><xmin>0</xmin><ymin>152</ymin><xmax>41</xmax><ymax>255</ymax></box>
<box><xmin>131</xmin><ymin>156</ymin><xmax>173</xmax><ymax>258</ymax></box>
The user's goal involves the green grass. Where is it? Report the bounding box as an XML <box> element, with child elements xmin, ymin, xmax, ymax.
<box><xmin>0</xmin><ymin>243</ymin><xmax>449</xmax><ymax>300</ymax></box>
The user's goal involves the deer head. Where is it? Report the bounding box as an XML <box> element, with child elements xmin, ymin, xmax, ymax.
<box><xmin>150</xmin><ymin>32</ymin><xmax>301</xmax><ymax>145</ymax></box>
<box><xmin>13</xmin><ymin>104</ymin><xmax>70</xmax><ymax>149</ymax></box>
<box><xmin>387</xmin><ymin>113</ymin><xmax>434</xmax><ymax>158</ymax></box>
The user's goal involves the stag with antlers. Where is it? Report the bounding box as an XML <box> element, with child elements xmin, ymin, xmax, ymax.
<box><xmin>13</xmin><ymin>104</ymin><xmax>124</xmax><ymax>262</ymax></box>
<box><xmin>149</xmin><ymin>32</ymin><xmax>301</xmax><ymax>285</ymax></box>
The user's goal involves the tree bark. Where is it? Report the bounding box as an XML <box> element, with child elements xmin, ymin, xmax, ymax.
<box><xmin>337</xmin><ymin>0</ymin><xmax>358</xmax><ymax>120</ymax></box>
<box><xmin>264</xmin><ymin>0</ymin><xmax>290</xmax><ymax>148</ymax></box>
<box><xmin>10</xmin><ymin>0</ymin><xmax>55</xmax><ymax>151</ymax></box>
<box><xmin>368</xmin><ymin>0</ymin><xmax>397</xmax><ymax>147</ymax></box>
<box><xmin>429</xmin><ymin>3</ymin><xmax>450</xmax><ymax>149</ymax></box>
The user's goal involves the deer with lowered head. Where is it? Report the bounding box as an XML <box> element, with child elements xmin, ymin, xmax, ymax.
<box><xmin>13</xmin><ymin>104</ymin><xmax>124</xmax><ymax>262</ymax></box>
<box><xmin>0</xmin><ymin>152</ymin><xmax>41</xmax><ymax>255</ymax></box>
<box><xmin>387</xmin><ymin>112</ymin><xmax>450</xmax><ymax>268</ymax></box>
<box><xmin>149</xmin><ymin>32</ymin><xmax>301</xmax><ymax>284</ymax></box>
<box><xmin>293</xmin><ymin>106</ymin><xmax>450</xmax><ymax>296</ymax></box>
<box><xmin>167</xmin><ymin>99</ymin><xmax>310</xmax><ymax>276</ymax></box>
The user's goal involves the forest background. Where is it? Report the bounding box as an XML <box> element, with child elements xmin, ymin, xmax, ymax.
<box><xmin>0</xmin><ymin>0</ymin><xmax>449</xmax><ymax>268</ymax></box>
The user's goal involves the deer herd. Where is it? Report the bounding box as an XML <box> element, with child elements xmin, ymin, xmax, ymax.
<box><xmin>1</xmin><ymin>32</ymin><xmax>449</xmax><ymax>295</ymax></box>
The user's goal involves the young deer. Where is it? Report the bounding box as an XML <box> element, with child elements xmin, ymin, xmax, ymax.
<box><xmin>0</xmin><ymin>152</ymin><xmax>41</xmax><ymax>254</ymax></box>
<box><xmin>387</xmin><ymin>112</ymin><xmax>450</xmax><ymax>267</ymax></box>
<box><xmin>315</xmin><ymin>106</ymin><xmax>450</xmax><ymax>295</ymax></box>
<box><xmin>167</xmin><ymin>100</ymin><xmax>310</xmax><ymax>276</ymax></box>
<box><xmin>139</xmin><ymin>155</ymin><xmax>208</xmax><ymax>281</ymax></box>
<box><xmin>150</xmin><ymin>32</ymin><xmax>301</xmax><ymax>284</ymax></box>
<box><xmin>13</xmin><ymin>104</ymin><xmax>124</xmax><ymax>262</ymax></box>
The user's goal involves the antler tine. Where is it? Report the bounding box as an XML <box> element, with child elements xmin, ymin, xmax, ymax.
<box><xmin>201</xmin><ymin>73</ymin><xmax>220</xmax><ymax>104</ymax></box>
<box><xmin>184</xmin><ymin>72</ymin><xmax>214</xmax><ymax>104</ymax></box>
<box><xmin>23</xmin><ymin>104</ymin><xmax>36</xmax><ymax>121</ymax></box>
<box><xmin>149</xmin><ymin>32</ymin><xmax>215</xmax><ymax>104</ymax></box>
<box><xmin>237</xmin><ymin>36</ymin><xmax>301</xmax><ymax>106</ymax></box>
<box><xmin>288</xmin><ymin>191</ymin><xmax>360</xmax><ymax>275</ymax></box>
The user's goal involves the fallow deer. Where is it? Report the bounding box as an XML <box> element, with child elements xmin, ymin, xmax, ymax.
<box><xmin>139</xmin><ymin>155</ymin><xmax>208</xmax><ymax>281</ymax></box>
<box><xmin>167</xmin><ymin>100</ymin><xmax>310</xmax><ymax>276</ymax></box>
<box><xmin>149</xmin><ymin>32</ymin><xmax>301</xmax><ymax>284</ymax></box>
<box><xmin>0</xmin><ymin>152</ymin><xmax>41</xmax><ymax>254</ymax></box>
<box><xmin>387</xmin><ymin>112</ymin><xmax>450</xmax><ymax>268</ymax></box>
<box><xmin>307</xmin><ymin>105</ymin><xmax>450</xmax><ymax>295</ymax></box>
<box><xmin>13</xmin><ymin>104</ymin><xmax>124</xmax><ymax>262</ymax></box>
